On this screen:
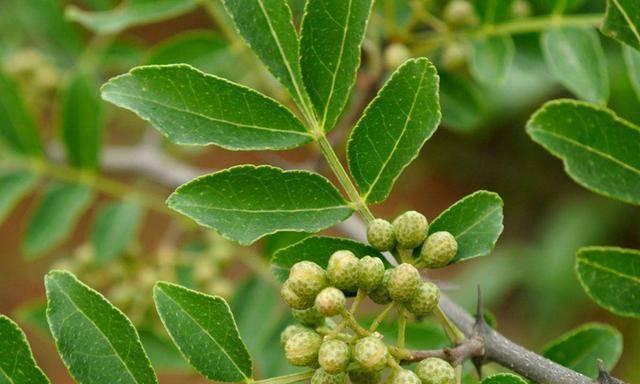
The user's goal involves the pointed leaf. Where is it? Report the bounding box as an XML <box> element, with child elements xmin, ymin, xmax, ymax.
<box><xmin>0</xmin><ymin>315</ymin><xmax>50</xmax><ymax>384</ymax></box>
<box><xmin>300</xmin><ymin>0</ymin><xmax>373</xmax><ymax>131</ymax></box>
<box><xmin>91</xmin><ymin>200</ymin><xmax>143</xmax><ymax>265</ymax></box>
<box><xmin>542</xmin><ymin>323</ymin><xmax>622</xmax><ymax>377</ymax></box>
<box><xmin>623</xmin><ymin>45</ymin><xmax>640</xmax><ymax>101</ymax></box>
<box><xmin>0</xmin><ymin>171</ymin><xmax>38</xmax><ymax>223</ymax></box>
<box><xmin>600</xmin><ymin>0</ymin><xmax>640</xmax><ymax>51</ymax></box>
<box><xmin>481</xmin><ymin>374</ymin><xmax>527</xmax><ymax>384</ymax></box>
<box><xmin>576</xmin><ymin>246</ymin><xmax>640</xmax><ymax>318</ymax></box>
<box><xmin>45</xmin><ymin>270</ymin><xmax>158</xmax><ymax>384</ymax></box>
<box><xmin>526</xmin><ymin>100</ymin><xmax>640</xmax><ymax>205</ymax></box>
<box><xmin>470</xmin><ymin>36</ymin><xmax>515</xmax><ymax>85</ymax></box>
<box><xmin>169</xmin><ymin>165</ymin><xmax>352</xmax><ymax>245</ymax></box>
<box><xmin>102</xmin><ymin>65</ymin><xmax>311</xmax><ymax>151</ymax></box>
<box><xmin>24</xmin><ymin>183</ymin><xmax>93</xmax><ymax>258</ymax></box>
<box><xmin>0</xmin><ymin>71</ymin><xmax>42</xmax><ymax>156</ymax></box>
<box><xmin>347</xmin><ymin>58</ymin><xmax>441</xmax><ymax>204</ymax></box>
<box><xmin>154</xmin><ymin>282</ymin><xmax>253</xmax><ymax>382</ymax></box>
<box><xmin>429</xmin><ymin>191</ymin><xmax>504</xmax><ymax>264</ymax></box>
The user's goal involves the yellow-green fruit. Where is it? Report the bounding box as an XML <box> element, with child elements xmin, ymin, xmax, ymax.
<box><xmin>280</xmin><ymin>324</ymin><xmax>308</xmax><ymax>347</ymax></box>
<box><xmin>384</xmin><ymin>43</ymin><xmax>412</xmax><ymax>70</ymax></box>
<box><xmin>388</xmin><ymin>369</ymin><xmax>421</xmax><ymax>384</ymax></box>
<box><xmin>367</xmin><ymin>219</ymin><xmax>396</xmax><ymax>251</ymax></box>
<box><xmin>387</xmin><ymin>263</ymin><xmax>421</xmax><ymax>303</ymax></box>
<box><xmin>441</xmin><ymin>42</ymin><xmax>467</xmax><ymax>72</ymax></box>
<box><xmin>285</xmin><ymin>329</ymin><xmax>322</xmax><ymax>366</ymax></box>
<box><xmin>415</xmin><ymin>358</ymin><xmax>456</xmax><ymax>384</ymax></box>
<box><xmin>311</xmin><ymin>368</ymin><xmax>346</xmax><ymax>384</ymax></box>
<box><xmin>315</xmin><ymin>287</ymin><xmax>346</xmax><ymax>317</ymax></box>
<box><xmin>327</xmin><ymin>250</ymin><xmax>360</xmax><ymax>291</ymax></box>
<box><xmin>281</xmin><ymin>280</ymin><xmax>315</xmax><ymax>309</ymax></box>
<box><xmin>293</xmin><ymin>307</ymin><xmax>325</xmax><ymax>327</ymax></box>
<box><xmin>420</xmin><ymin>231</ymin><xmax>458</xmax><ymax>268</ymax></box>
<box><xmin>349</xmin><ymin>369</ymin><xmax>381</xmax><ymax>384</ymax></box>
<box><xmin>358</xmin><ymin>256</ymin><xmax>385</xmax><ymax>292</ymax></box>
<box><xmin>318</xmin><ymin>339</ymin><xmax>351</xmax><ymax>373</ymax></box>
<box><xmin>354</xmin><ymin>336</ymin><xmax>388</xmax><ymax>371</ymax></box>
<box><xmin>407</xmin><ymin>282</ymin><xmax>440</xmax><ymax>316</ymax></box>
<box><xmin>443</xmin><ymin>0</ymin><xmax>477</xmax><ymax>28</ymax></box>
<box><xmin>369</xmin><ymin>269</ymin><xmax>392</xmax><ymax>305</ymax></box>
<box><xmin>289</xmin><ymin>261</ymin><xmax>328</xmax><ymax>299</ymax></box>
<box><xmin>393</xmin><ymin>211</ymin><xmax>428</xmax><ymax>249</ymax></box>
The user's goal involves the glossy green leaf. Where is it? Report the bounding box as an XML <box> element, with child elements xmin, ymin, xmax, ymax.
<box><xmin>527</xmin><ymin>100</ymin><xmax>640</xmax><ymax>205</ymax></box>
<box><xmin>168</xmin><ymin>165</ymin><xmax>353</xmax><ymax>245</ymax></box>
<box><xmin>0</xmin><ymin>171</ymin><xmax>38</xmax><ymax>222</ymax></box>
<box><xmin>429</xmin><ymin>191</ymin><xmax>504</xmax><ymax>264</ymax></box>
<box><xmin>439</xmin><ymin>71</ymin><xmax>487</xmax><ymax>133</ymax></box>
<box><xmin>0</xmin><ymin>315</ymin><xmax>50</xmax><ymax>384</ymax></box>
<box><xmin>222</xmin><ymin>0</ymin><xmax>310</xmax><ymax>107</ymax></box>
<box><xmin>263</xmin><ymin>231</ymin><xmax>312</xmax><ymax>259</ymax></box>
<box><xmin>601</xmin><ymin>0</ymin><xmax>640</xmax><ymax>51</ymax></box>
<box><xmin>470</xmin><ymin>36</ymin><xmax>515</xmax><ymax>85</ymax></box>
<box><xmin>542</xmin><ymin>323</ymin><xmax>622</xmax><ymax>377</ymax></box>
<box><xmin>481</xmin><ymin>373</ymin><xmax>527</xmax><ymax>384</ymax></box>
<box><xmin>66</xmin><ymin>0</ymin><xmax>199</xmax><ymax>34</ymax></box>
<box><xmin>300</xmin><ymin>0</ymin><xmax>373</xmax><ymax>131</ymax></box>
<box><xmin>541</xmin><ymin>27</ymin><xmax>609</xmax><ymax>104</ymax></box>
<box><xmin>271</xmin><ymin>236</ymin><xmax>387</xmax><ymax>282</ymax></box>
<box><xmin>0</xmin><ymin>71</ymin><xmax>42</xmax><ymax>156</ymax></box>
<box><xmin>623</xmin><ymin>45</ymin><xmax>640</xmax><ymax>100</ymax></box>
<box><xmin>45</xmin><ymin>270</ymin><xmax>158</xmax><ymax>384</ymax></box>
<box><xmin>145</xmin><ymin>31</ymin><xmax>230</xmax><ymax>73</ymax></box>
<box><xmin>60</xmin><ymin>72</ymin><xmax>104</xmax><ymax>170</ymax></box>
<box><xmin>347</xmin><ymin>58</ymin><xmax>441</xmax><ymax>204</ymax></box>
<box><xmin>91</xmin><ymin>200</ymin><xmax>143</xmax><ymax>265</ymax></box>
<box><xmin>154</xmin><ymin>282</ymin><xmax>253</xmax><ymax>382</ymax></box>
<box><xmin>102</xmin><ymin>65</ymin><xmax>311</xmax><ymax>151</ymax></box>
<box><xmin>24</xmin><ymin>183</ymin><xmax>93</xmax><ymax>258</ymax></box>
<box><xmin>576</xmin><ymin>246</ymin><xmax>640</xmax><ymax>318</ymax></box>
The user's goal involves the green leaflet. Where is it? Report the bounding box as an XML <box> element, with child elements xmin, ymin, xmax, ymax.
<box><xmin>600</xmin><ymin>0</ymin><xmax>640</xmax><ymax>51</ymax></box>
<box><xmin>0</xmin><ymin>315</ymin><xmax>50</xmax><ymax>384</ymax></box>
<box><xmin>526</xmin><ymin>100</ymin><xmax>640</xmax><ymax>205</ymax></box>
<box><xmin>66</xmin><ymin>0</ymin><xmax>199</xmax><ymax>34</ymax></box>
<box><xmin>429</xmin><ymin>191</ymin><xmax>504</xmax><ymax>264</ymax></box>
<box><xmin>270</xmin><ymin>236</ymin><xmax>387</xmax><ymax>282</ymax></box>
<box><xmin>0</xmin><ymin>71</ymin><xmax>42</xmax><ymax>156</ymax></box>
<box><xmin>168</xmin><ymin>165</ymin><xmax>353</xmax><ymax>245</ymax></box>
<box><xmin>102</xmin><ymin>64</ymin><xmax>311</xmax><ymax>151</ymax></box>
<box><xmin>541</xmin><ymin>27</ymin><xmax>609</xmax><ymax>104</ymax></box>
<box><xmin>347</xmin><ymin>58</ymin><xmax>441</xmax><ymax>204</ymax></box>
<box><xmin>0</xmin><ymin>171</ymin><xmax>38</xmax><ymax>222</ymax></box>
<box><xmin>153</xmin><ymin>282</ymin><xmax>253</xmax><ymax>382</ymax></box>
<box><xmin>45</xmin><ymin>270</ymin><xmax>158</xmax><ymax>384</ymax></box>
<box><xmin>60</xmin><ymin>72</ymin><xmax>104</xmax><ymax>170</ymax></box>
<box><xmin>470</xmin><ymin>36</ymin><xmax>515</xmax><ymax>85</ymax></box>
<box><xmin>576</xmin><ymin>246</ymin><xmax>640</xmax><ymax>318</ymax></box>
<box><xmin>623</xmin><ymin>45</ymin><xmax>640</xmax><ymax>101</ymax></box>
<box><xmin>481</xmin><ymin>373</ymin><xmax>527</xmax><ymax>384</ymax></box>
<box><xmin>542</xmin><ymin>322</ymin><xmax>622</xmax><ymax>377</ymax></box>
<box><xmin>91</xmin><ymin>200</ymin><xmax>143</xmax><ymax>265</ymax></box>
<box><xmin>300</xmin><ymin>0</ymin><xmax>373</xmax><ymax>131</ymax></box>
<box><xmin>24</xmin><ymin>182</ymin><xmax>93</xmax><ymax>258</ymax></box>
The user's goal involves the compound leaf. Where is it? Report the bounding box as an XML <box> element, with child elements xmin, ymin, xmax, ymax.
<box><xmin>0</xmin><ymin>171</ymin><xmax>38</xmax><ymax>223</ymax></box>
<box><xmin>91</xmin><ymin>200</ymin><xmax>143</xmax><ymax>265</ymax></box>
<box><xmin>481</xmin><ymin>374</ymin><xmax>527</xmax><ymax>384</ymax></box>
<box><xmin>0</xmin><ymin>71</ymin><xmax>42</xmax><ymax>156</ymax></box>
<box><xmin>0</xmin><ymin>315</ymin><xmax>50</xmax><ymax>384</ymax></box>
<box><xmin>470</xmin><ymin>36</ymin><xmax>515</xmax><ymax>85</ymax></box>
<box><xmin>600</xmin><ymin>0</ymin><xmax>640</xmax><ymax>51</ymax></box>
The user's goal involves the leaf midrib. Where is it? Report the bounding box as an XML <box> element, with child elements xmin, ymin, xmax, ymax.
<box><xmin>0</xmin><ymin>367</ymin><xmax>15</xmax><ymax>384</ymax></box>
<box><xmin>171</xmin><ymin>201</ymin><xmax>349</xmax><ymax>214</ymax></box>
<box><xmin>453</xmin><ymin>205</ymin><xmax>501</xmax><ymax>239</ymax></box>
<box><xmin>611</xmin><ymin>0</ymin><xmax>640</xmax><ymax>44</ymax></box>
<box><xmin>579</xmin><ymin>258</ymin><xmax>640</xmax><ymax>284</ymax></box>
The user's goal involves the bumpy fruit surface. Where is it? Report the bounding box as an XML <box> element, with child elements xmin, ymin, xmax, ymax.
<box><xmin>393</xmin><ymin>211</ymin><xmax>428</xmax><ymax>249</ymax></box>
<box><xmin>284</xmin><ymin>329</ymin><xmax>322</xmax><ymax>366</ymax></box>
<box><xmin>420</xmin><ymin>231</ymin><xmax>458</xmax><ymax>268</ymax></box>
<box><xmin>354</xmin><ymin>335</ymin><xmax>388</xmax><ymax>371</ymax></box>
<box><xmin>358</xmin><ymin>256</ymin><xmax>385</xmax><ymax>292</ymax></box>
<box><xmin>415</xmin><ymin>358</ymin><xmax>456</xmax><ymax>384</ymax></box>
<box><xmin>315</xmin><ymin>287</ymin><xmax>346</xmax><ymax>317</ymax></box>
<box><xmin>387</xmin><ymin>263</ymin><xmax>421</xmax><ymax>303</ymax></box>
<box><xmin>289</xmin><ymin>261</ymin><xmax>327</xmax><ymax>299</ymax></box>
<box><xmin>349</xmin><ymin>369</ymin><xmax>381</xmax><ymax>384</ymax></box>
<box><xmin>311</xmin><ymin>368</ymin><xmax>346</xmax><ymax>384</ymax></box>
<box><xmin>407</xmin><ymin>281</ymin><xmax>440</xmax><ymax>316</ymax></box>
<box><xmin>388</xmin><ymin>369</ymin><xmax>421</xmax><ymax>384</ymax></box>
<box><xmin>281</xmin><ymin>280</ymin><xmax>314</xmax><ymax>309</ymax></box>
<box><xmin>280</xmin><ymin>324</ymin><xmax>308</xmax><ymax>347</ymax></box>
<box><xmin>318</xmin><ymin>339</ymin><xmax>351</xmax><ymax>374</ymax></box>
<box><xmin>443</xmin><ymin>0</ymin><xmax>477</xmax><ymax>28</ymax></box>
<box><xmin>369</xmin><ymin>269</ymin><xmax>392</xmax><ymax>304</ymax></box>
<box><xmin>292</xmin><ymin>307</ymin><xmax>325</xmax><ymax>327</ymax></box>
<box><xmin>367</xmin><ymin>219</ymin><xmax>396</xmax><ymax>251</ymax></box>
<box><xmin>327</xmin><ymin>250</ymin><xmax>360</xmax><ymax>291</ymax></box>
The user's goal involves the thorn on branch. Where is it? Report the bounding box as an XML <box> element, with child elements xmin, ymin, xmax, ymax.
<box><xmin>596</xmin><ymin>359</ymin><xmax>622</xmax><ymax>384</ymax></box>
<box><xmin>472</xmin><ymin>285</ymin><xmax>488</xmax><ymax>379</ymax></box>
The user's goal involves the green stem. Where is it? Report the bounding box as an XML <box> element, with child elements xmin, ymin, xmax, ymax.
<box><xmin>350</xmin><ymin>289</ymin><xmax>366</xmax><ymax>314</ymax></box>
<box><xmin>397</xmin><ymin>248</ymin><xmax>414</xmax><ymax>264</ymax></box>
<box><xmin>341</xmin><ymin>308</ymin><xmax>370</xmax><ymax>337</ymax></box>
<box><xmin>433</xmin><ymin>305</ymin><xmax>465</xmax><ymax>344</ymax></box>
<box><xmin>254</xmin><ymin>370</ymin><xmax>315</xmax><ymax>384</ymax></box>
<box><xmin>369</xmin><ymin>302</ymin><xmax>396</xmax><ymax>332</ymax></box>
<box><xmin>397</xmin><ymin>307</ymin><xmax>406</xmax><ymax>349</ymax></box>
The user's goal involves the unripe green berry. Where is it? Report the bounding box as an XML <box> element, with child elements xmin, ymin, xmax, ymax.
<box><xmin>387</xmin><ymin>263</ymin><xmax>421</xmax><ymax>303</ymax></box>
<box><xmin>327</xmin><ymin>250</ymin><xmax>360</xmax><ymax>291</ymax></box>
<box><xmin>358</xmin><ymin>256</ymin><xmax>385</xmax><ymax>292</ymax></box>
<box><xmin>349</xmin><ymin>369</ymin><xmax>381</xmax><ymax>384</ymax></box>
<box><xmin>443</xmin><ymin>0</ymin><xmax>477</xmax><ymax>28</ymax></box>
<box><xmin>354</xmin><ymin>335</ymin><xmax>388</xmax><ymax>371</ymax></box>
<box><xmin>441</xmin><ymin>42</ymin><xmax>467</xmax><ymax>72</ymax></box>
<box><xmin>281</xmin><ymin>280</ymin><xmax>315</xmax><ymax>309</ymax></box>
<box><xmin>311</xmin><ymin>368</ymin><xmax>346</xmax><ymax>384</ymax></box>
<box><xmin>384</xmin><ymin>43</ymin><xmax>412</xmax><ymax>70</ymax></box>
<box><xmin>393</xmin><ymin>211</ymin><xmax>428</xmax><ymax>249</ymax></box>
<box><xmin>511</xmin><ymin>0</ymin><xmax>532</xmax><ymax>18</ymax></box>
<box><xmin>420</xmin><ymin>231</ymin><xmax>458</xmax><ymax>268</ymax></box>
<box><xmin>415</xmin><ymin>358</ymin><xmax>456</xmax><ymax>384</ymax></box>
<box><xmin>281</xmin><ymin>324</ymin><xmax>308</xmax><ymax>347</ymax></box>
<box><xmin>292</xmin><ymin>307</ymin><xmax>325</xmax><ymax>327</ymax></box>
<box><xmin>407</xmin><ymin>281</ymin><xmax>440</xmax><ymax>317</ymax></box>
<box><xmin>289</xmin><ymin>261</ymin><xmax>328</xmax><ymax>299</ymax></box>
<box><xmin>369</xmin><ymin>269</ymin><xmax>392</xmax><ymax>305</ymax></box>
<box><xmin>284</xmin><ymin>329</ymin><xmax>322</xmax><ymax>366</ymax></box>
<box><xmin>388</xmin><ymin>369</ymin><xmax>421</xmax><ymax>384</ymax></box>
<box><xmin>315</xmin><ymin>287</ymin><xmax>346</xmax><ymax>317</ymax></box>
<box><xmin>367</xmin><ymin>219</ymin><xmax>396</xmax><ymax>251</ymax></box>
<box><xmin>318</xmin><ymin>339</ymin><xmax>351</xmax><ymax>374</ymax></box>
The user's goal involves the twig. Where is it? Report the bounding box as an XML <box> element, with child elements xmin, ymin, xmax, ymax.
<box><xmin>402</xmin><ymin>336</ymin><xmax>484</xmax><ymax>366</ymax></box>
